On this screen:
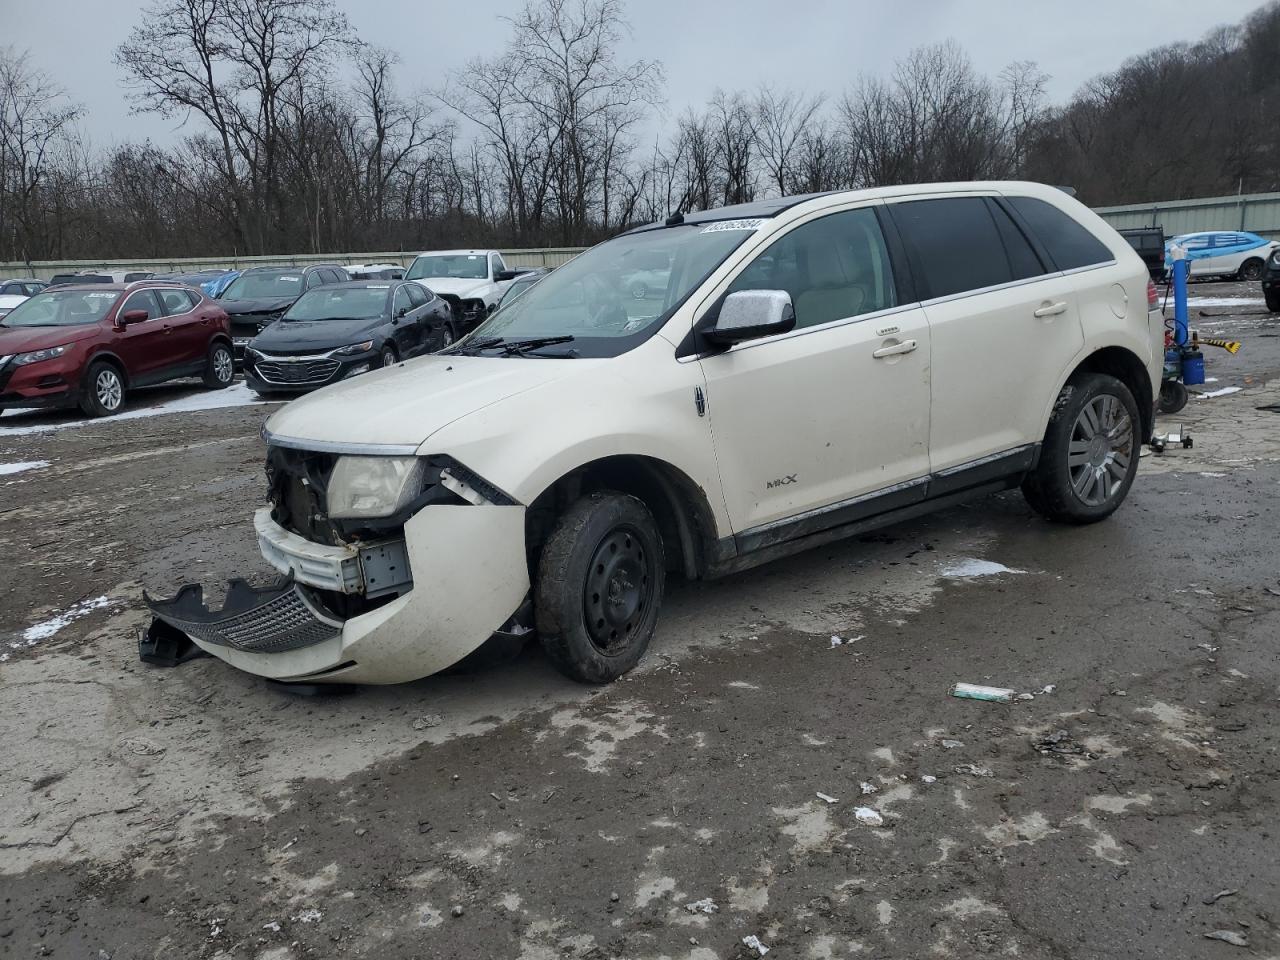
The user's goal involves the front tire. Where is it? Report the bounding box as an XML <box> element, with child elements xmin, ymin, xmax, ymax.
<box><xmin>1264</xmin><ymin>287</ymin><xmax>1280</xmax><ymax>313</ymax></box>
<box><xmin>1022</xmin><ymin>373</ymin><xmax>1141</xmax><ymax>525</ymax></box>
<box><xmin>535</xmin><ymin>492</ymin><xmax>665</xmax><ymax>684</ymax></box>
<box><xmin>379</xmin><ymin>344</ymin><xmax>398</xmax><ymax>368</ymax></box>
<box><xmin>202</xmin><ymin>342</ymin><xmax>234</xmax><ymax>389</ymax></box>
<box><xmin>1238</xmin><ymin>258</ymin><xmax>1265</xmax><ymax>282</ymax></box>
<box><xmin>80</xmin><ymin>361</ymin><xmax>126</xmax><ymax>417</ymax></box>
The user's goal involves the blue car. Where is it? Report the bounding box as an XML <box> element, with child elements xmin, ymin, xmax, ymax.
<box><xmin>1164</xmin><ymin>230</ymin><xmax>1280</xmax><ymax>280</ymax></box>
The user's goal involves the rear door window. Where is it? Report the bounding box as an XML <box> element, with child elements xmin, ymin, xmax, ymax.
<box><xmin>889</xmin><ymin>197</ymin><xmax>1014</xmax><ymax>299</ymax></box>
<box><xmin>392</xmin><ymin>286</ymin><xmax>412</xmax><ymax>316</ymax></box>
<box><xmin>987</xmin><ymin>201</ymin><xmax>1047</xmax><ymax>280</ymax></box>
<box><xmin>1005</xmin><ymin>196</ymin><xmax>1114</xmax><ymax>271</ymax></box>
<box><xmin>158</xmin><ymin>288</ymin><xmax>198</xmax><ymax>315</ymax></box>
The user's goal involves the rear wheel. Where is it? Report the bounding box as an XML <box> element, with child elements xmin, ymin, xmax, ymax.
<box><xmin>535</xmin><ymin>492</ymin><xmax>665</xmax><ymax>684</ymax></box>
<box><xmin>1265</xmin><ymin>287</ymin><xmax>1280</xmax><ymax>313</ymax></box>
<box><xmin>80</xmin><ymin>361</ymin><xmax>126</xmax><ymax>417</ymax></box>
<box><xmin>1238</xmin><ymin>258</ymin><xmax>1265</xmax><ymax>282</ymax></box>
<box><xmin>202</xmin><ymin>342</ymin><xmax>234</xmax><ymax>389</ymax></box>
<box><xmin>1022</xmin><ymin>373</ymin><xmax>1141</xmax><ymax>525</ymax></box>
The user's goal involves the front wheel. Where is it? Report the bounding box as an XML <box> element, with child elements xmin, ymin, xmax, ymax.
<box><xmin>435</xmin><ymin>322</ymin><xmax>457</xmax><ymax>352</ymax></box>
<box><xmin>535</xmin><ymin>492</ymin><xmax>665</xmax><ymax>684</ymax></box>
<box><xmin>202</xmin><ymin>342</ymin><xmax>234</xmax><ymax>389</ymax></box>
<box><xmin>1157</xmin><ymin>379</ymin><xmax>1188</xmax><ymax>415</ymax></box>
<box><xmin>1264</xmin><ymin>287</ymin><xmax>1280</xmax><ymax>313</ymax></box>
<box><xmin>1022</xmin><ymin>373</ymin><xmax>1141</xmax><ymax>525</ymax></box>
<box><xmin>1238</xmin><ymin>258</ymin><xmax>1265</xmax><ymax>282</ymax></box>
<box><xmin>379</xmin><ymin>344</ymin><xmax>398</xmax><ymax>368</ymax></box>
<box><xmin>80</xmin><ymin>361</ymin><xmax>126</xmax><ymax>417</ymax></box>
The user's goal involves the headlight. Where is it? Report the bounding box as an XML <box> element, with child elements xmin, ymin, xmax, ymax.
<box><xmin>13</xmin><ymin>345</ymin><xmax>69</xmax><ymax>365</ymax></box>
<box><xmin>335</xmin><ymin>340</ymin><xmax>375</xmax><ymax>356</ymax></box>
<box><xmin>326</xmin><ymin>456</ymin><xmax>426</xmax><ymax>519</ymax></box>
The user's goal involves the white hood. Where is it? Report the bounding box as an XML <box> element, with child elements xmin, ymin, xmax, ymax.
<box><xmin>263</xmin><ymin>354</ymin><xmax>585</xmax><ymax>450</ymax></box>
<box><xmin>411</xmin><ymin>277</ymin><xmax>488</xmax><ymax>299</ymax></box>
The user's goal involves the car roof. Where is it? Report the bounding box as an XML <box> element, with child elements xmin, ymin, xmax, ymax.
<box><xmin>1</xmin><ymin>277</ymin><xmax>43</xmax><ymax>283</ymax></box>
<box><xmin>410</xmin><ymin>249</ymin><xmax>497</xmax><ymax>257</ymax></box>
<box><xmin>317</xmin><ymin>280</ymin><xmax>399</xmax><ymax>290</ymax></box>
<box><xmin>240</xmin><ymin>264</ymin><xmax>343</xmax><ymax>274</ymax></box>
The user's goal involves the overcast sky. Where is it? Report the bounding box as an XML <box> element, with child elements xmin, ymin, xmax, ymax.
<box><xmin>3</xmin><ymin>0</ymin><xmax>1266</xmax><ymax>150</ymax></box>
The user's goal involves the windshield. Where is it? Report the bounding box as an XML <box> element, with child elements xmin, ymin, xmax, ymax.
<box><xmin>284</xmin><ymin>286</ymin><xmax>388</xmax><ymax>321</ymax></box>
<box><xmin>406</xmin><ymin>254</ymin><xmax>488</xmax><ymax>281</ymax></box>
<box><xmin>460</xmin><ymin>223</ymin><xmax>757</xmax><ymax>356</ymax></box>
<box><xmin>1</xmin><ymin>289</ymin><xmax>118</xmax><ymax>327</ymax></box>
<box><xmin>222</xmin><ymin>272</ymin><xmax>305</xmax><ymax>300</ymax></box>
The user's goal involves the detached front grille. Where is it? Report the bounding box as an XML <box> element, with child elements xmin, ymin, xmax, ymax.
<box><xmin>256</xmin><ymin>358</ymin><xmax>341</xmax><ymax>385</ymax></box>
<box><xmin>147</xmin><ymin>579</ymin><xmax>343</xmax><ymax>654</ymax></box>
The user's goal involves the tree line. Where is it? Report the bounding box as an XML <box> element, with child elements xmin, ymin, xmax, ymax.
<box><xmin>2</xmin><ymin>0</ymin><xmax>1279</xmax><ymax>264</ymax></box>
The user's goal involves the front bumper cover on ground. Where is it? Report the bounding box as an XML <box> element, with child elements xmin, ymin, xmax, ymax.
<box><xmin>145</xmin><ymin>578</ymin><xmax>343</xmax><ymax>654</ymax></box>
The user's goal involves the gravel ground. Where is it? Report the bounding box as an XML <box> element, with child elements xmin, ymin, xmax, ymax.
<box><xmin>2</xmin><ymin>281</ymin><xmax>1279</xmax><ymax>959</ymax></box>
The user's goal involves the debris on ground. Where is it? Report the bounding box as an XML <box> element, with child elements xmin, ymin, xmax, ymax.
<box><xmin>940</xmin><ymin>559</ymin><xmax>1025</xmax><ymax>578</ymax></box>
<box><xmin>859</xmin><ymin>781</ymin><xmax>878</xmax><ymax>794</ymax></box>
<box><xmin>921</xmin><ymin>775</ymin><xmax>937</xmax><ymax>784</ymax></box>
<box><xmin>854</xmin><ymin>807</ymin><xmax>884</xmax><ymax>826</ymax></box>
<box><xmin>1040</xmin><ymin>684</ymin><xmax>1056</xmax><ymax>694</ymax></box>
<box><xmin>1203</xmin><ymin>930</ymin><xmax>1248</xmax><ymax>946</ymax></box>
<box><xmin>262</xmin><ymin>921</ymin><xmax>281</xmax><ymax>933</ymax></box>
<box><xmin>953</xmin><ymin>763</ymin><xmax>994</xmax><ymax>778</ymax></box>
<box><xmin>742</xmin><ymin>934</ymin><xmax>770</xmax><ymax>955</ymax></box>
<box><xmin>1015</xmin><ymin>692</ymin><xmax>1035</xmax><ymax>701</ymax></box>
<box><xmin>829</xmin><ymin>634</ymin><xmax>864</xmax><ymax>648</ymax></box>
<box><xmin>292</xmin><ymin>909</ymin><xmax>322</xmax><ymax>924</ymax></box>
<box><xmin>684</xmin><ymin>898</ymin><xmax>718</xmax><ymax>914</ymax></box>
<box><xmin>1202</xmin><ymin>889</ymin><xmax>1239</xmax><ymax>905</ymax></box>
<box><xmin>1196</xmin><ymin>386</ymin><xmax>1243</xmax><ymax>399</ymax></box>
<box><xmin>450</xmin><ymin>905</ymin><xmax>465</xmax><ymax>918</ymax></box>
<box><xmin>816</xmin><ymin>791</ymin><xmax>839</xmax><ymax>804</ymax></box>
<box><xmin>941</xmin><ymin>739</ymin><xmax>965</xmax><ymax>750</ymax></box>
<box><xmin>1032</xmin><ymin>729</ymin><xmax>1096</xmax><ymax>759</ymax></box>
<box><xmin>951</xmin><ymin>682</ymin><xmax>1014</xmax><ymax>703</ymax></box>
<box><xmin>412</xmin><ymin>714</ymin><xmax>444</xmax><ymax>730</ymax></box>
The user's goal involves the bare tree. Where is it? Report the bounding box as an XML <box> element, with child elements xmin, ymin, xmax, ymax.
<box><xmin>753</xmin><ymin>86</ymin><xmax>825</xmax><ymax>196</ymax></box>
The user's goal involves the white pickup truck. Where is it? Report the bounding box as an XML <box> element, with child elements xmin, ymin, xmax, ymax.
<box><xmin>403</xmin><ymin>249</ymin><xmax>523</xmax><ymax>330</ymax></box>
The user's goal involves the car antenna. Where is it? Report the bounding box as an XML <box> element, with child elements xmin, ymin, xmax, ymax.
<box><xmin>665</xmin><ymin>211</ymin><xmax>685</xmax><ymax>227</ymax></box>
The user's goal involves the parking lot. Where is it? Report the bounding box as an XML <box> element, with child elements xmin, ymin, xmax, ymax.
<box><xmin>2</xmin><ymin>282</ymin><xmax>1280</xmax><ymax>959</ymax></box>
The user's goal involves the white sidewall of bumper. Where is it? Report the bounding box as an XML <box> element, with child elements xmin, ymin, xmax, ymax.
<box><xmin>192</xmin><ymin>504</ymin><xmax>530</xmax><ymax>684</ymax></box>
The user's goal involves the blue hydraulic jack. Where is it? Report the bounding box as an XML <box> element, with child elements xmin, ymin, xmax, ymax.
<box><xmin>1156</xmin><ymin>243</ymin><xmax>1204</xmax><ymax>416</ymax></box>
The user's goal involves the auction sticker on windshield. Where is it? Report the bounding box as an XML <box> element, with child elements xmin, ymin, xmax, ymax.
<box><xmin>701</xmin><ymin>218</ymin><xmax>765</xmax><ymax>233</ymax></box>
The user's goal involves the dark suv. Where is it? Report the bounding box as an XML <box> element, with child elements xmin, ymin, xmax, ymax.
<box><xmin>0</xmin><ymin>282</ymin><xmax>234</xmax><ymax>417</ymax></box>
<box><xmin>1260</xmin><ymin>249</ymin><xmax>1280</xmax><ymax>312</ymax></box>
<box><xmin>218</xmin><ymin>265</ymin><xmax>349</xmax><ymax>360</ymax></box>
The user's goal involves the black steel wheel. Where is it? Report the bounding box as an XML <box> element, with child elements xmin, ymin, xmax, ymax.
<box><xmin>1157</xmin><ymin>378</ymin><xmax>1188</xmax><ymax>415</ymax></box>
<box><xmin>1238</xmin><ymin>258</ymin><xmax>1265</xmax><ymax>282</ymax></box>
<box><xmin>536</xmin><ymin>492</ymin><xmax>665</xmax><ymax>683</ymax></box>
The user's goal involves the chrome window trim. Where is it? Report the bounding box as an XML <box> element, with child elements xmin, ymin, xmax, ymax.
<box><xmin>261</xmin><ymin>427</ymin><xmax>420</xmax><ymax>457</ymax></box>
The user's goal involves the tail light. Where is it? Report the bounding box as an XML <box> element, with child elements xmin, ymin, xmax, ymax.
<box><xmin>1147</xmin><ymin>279</ymin><xmax>1159</xmax><ymax>311</ymax></box>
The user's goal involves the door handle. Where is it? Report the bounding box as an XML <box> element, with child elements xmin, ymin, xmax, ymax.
<box><xmin>1033</xmin><ymin>301</ymin><xmax>1068</xmax><ymax>318</ymax></box>
<box><xmin>161</xmin><ymin>324</ymin><xmax>173</xmax><ymax>334</ymax></box>
<box><xmin>872</xmin><ymin>339</ymin><xmax>918</xmax><ymax>359</ymax></box>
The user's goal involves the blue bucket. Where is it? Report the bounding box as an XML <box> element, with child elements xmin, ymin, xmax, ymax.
<box><xmin>1181</xmin><ymin>349</ymin><xmax>1205</xmax><ymax>385</ymax></box>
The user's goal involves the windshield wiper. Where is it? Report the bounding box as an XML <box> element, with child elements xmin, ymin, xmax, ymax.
<box><xmin>497</xmin><ymin>335</ymin><xmax>576</xmax><ymax>356</ymax></box>
<box><xmin>446</xmin><ymin>335</ymin><xmax>506</xmax><ymax>355</ymax></box>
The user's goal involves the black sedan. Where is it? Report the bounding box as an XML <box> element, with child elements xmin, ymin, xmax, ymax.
<box><xmin>243</xmin><ymin>280</ymin><xmax>454</xmax><ymax>395</ymax></box>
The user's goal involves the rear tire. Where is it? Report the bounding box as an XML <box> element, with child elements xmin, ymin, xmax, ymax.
<box><xmin>79</xmin><ymin>361</ymin><xmax>126</xmax><ymax>417</ymax></box>
<box><xmin>202</xmin><ymin>342</ymin><xmax>234</xmax><ymax>389</ymax></box>
<box><xmin>535</xmin><ymin>492</ymin><xmax>665</xmax><ymax>684</ymax></box>
<box><xmin>1022</xmin><ymin>373</ymin><xmax>1141</xmax><ymax>525</ymax></box>
<box><xmin>1238</xmin><ymin>258</ymin><xmax>1265</xmax><ymax>282</ymax></box>
<box><xmin>1265</xmin><ymin>287</ymin><xmax>1280</xmax><ymax>313</ymax></box>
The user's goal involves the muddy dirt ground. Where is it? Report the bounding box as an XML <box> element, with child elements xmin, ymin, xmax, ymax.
<box><xmin>2</xmin><ymin>282</ymin><xmax>1279</xmax><ymax>959</ymax></box>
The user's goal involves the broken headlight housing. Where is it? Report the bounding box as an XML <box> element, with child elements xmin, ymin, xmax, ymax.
<box><xmin>327</xmin><ymin>456</ymin><xmax>428</xmax><ymax>519</ymax></box>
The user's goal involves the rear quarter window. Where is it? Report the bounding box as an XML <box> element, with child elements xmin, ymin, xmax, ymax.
<box><xmin>1006</xmin><ymin>196</ymin><xmax>1114</xmax><ymax>271</ymax></box>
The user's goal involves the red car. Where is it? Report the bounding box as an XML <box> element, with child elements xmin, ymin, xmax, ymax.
<box><xmin>0</xmin><ymin>282</ymin><xmax>235</xmax><ymax>417</ymax></box>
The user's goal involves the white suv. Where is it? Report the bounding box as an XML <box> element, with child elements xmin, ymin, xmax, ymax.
<box><xmin>146</xmin><ymin>182</ymin><xmax>1162</xmax><ymax>686</ymax></box>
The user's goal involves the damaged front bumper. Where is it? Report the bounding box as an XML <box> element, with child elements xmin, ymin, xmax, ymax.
<box><xmin>146</xmin><ymin>503</ymin><xmax>530</xmax><ymax>685</ymax></box>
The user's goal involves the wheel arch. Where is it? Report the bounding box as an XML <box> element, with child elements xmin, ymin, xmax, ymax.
<box><xmin>84</xmin><ymin>348</ymin><xmax>132</xmax><ymax>388</ymax></box>
<box><xmin>525</xmin><ymin>455</ymin><xmax>721</xmax><ymax>581</ymax></box>
<box><xmin>1064</xmin><ymin>346</ymin><xmax>1154</xmax><ymax>439</ymax></box>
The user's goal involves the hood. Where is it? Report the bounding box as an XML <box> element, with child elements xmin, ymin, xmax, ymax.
<box><xmin>411</xmin><ymin>277</ymin><xmax>487</xmax><ymax>299</ymax></box>
<box><xmin>220</xmin><ymin>296</ymin><xmax>297</xmax><ymax>316</ymax></box>
<box><xmin>0</xmin><ymin>323</ymin><xmax>99</xmax><ymax>354</ymax></box>
<box><xmin>0</xmin><ymin>294</ymin><xmax>27</xmax><ymax>310</ymax></box>
<box><xmin>264</xmin><ymin>353</ymin><xmax>585</xmax><ymax>449</ymax></box>
<box><xmin>252</xmin><ymin>317</ymin><xmax>383</xmax><ymax>353</ymax></box>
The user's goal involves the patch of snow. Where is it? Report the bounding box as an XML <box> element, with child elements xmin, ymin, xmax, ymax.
<box><xmin>0</xmin><ymin>460</ymin><xmax>49</xmax><ymax>476</ymax></box>
<box><xmin>940</xmin><ymin>558</ymin><xmax>1025</xmax><ymax>578</ymax></box>
<box><xmin>18</xmin><ymin>596</ymin><xmax>115</xmax><ymax>645</ymax></box>
<box><xmin>0</xmin><ymin>382</ymin><xmax>271</xmax><ymax>437</ymax></box>
<box><xmin>1196</xmin><ymin>386</ymin><xmax>1242</xmax><ymax>399</ymax></box>
<box><xmin>1182</xmin><ymin>297</ymin><xmax>1265</xmax><ymax>308</ymax></box>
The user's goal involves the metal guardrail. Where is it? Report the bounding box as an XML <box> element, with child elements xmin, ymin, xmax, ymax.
<box><xmin>0</xmin><ymin>248</ymin><xmax>587</xmax><ymax>280</ymax></box>
<box><xmin>1095</xmin><ymin>191</ymin><xmax>1280</xmax><ymax>240</ymax></box>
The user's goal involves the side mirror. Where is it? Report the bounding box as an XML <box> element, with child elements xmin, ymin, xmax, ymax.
<box><xmin>118</xmin><ymin>309</ymin><xmax>149</xmax><ymax>328</ymax></box>
<box><xmin>394</xmin><ymin>307</ymin><xmax>408</xmax><ymax>321</ymax></box>
<box><xmin>495</xmin><ymin>269</ymin><xmax>517</xmax><ymax>282</ymax></box>
<box><xmin>704</xmin><ymin>290</ymin><xmax>796</xmax><ymax>347</ymax></box>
